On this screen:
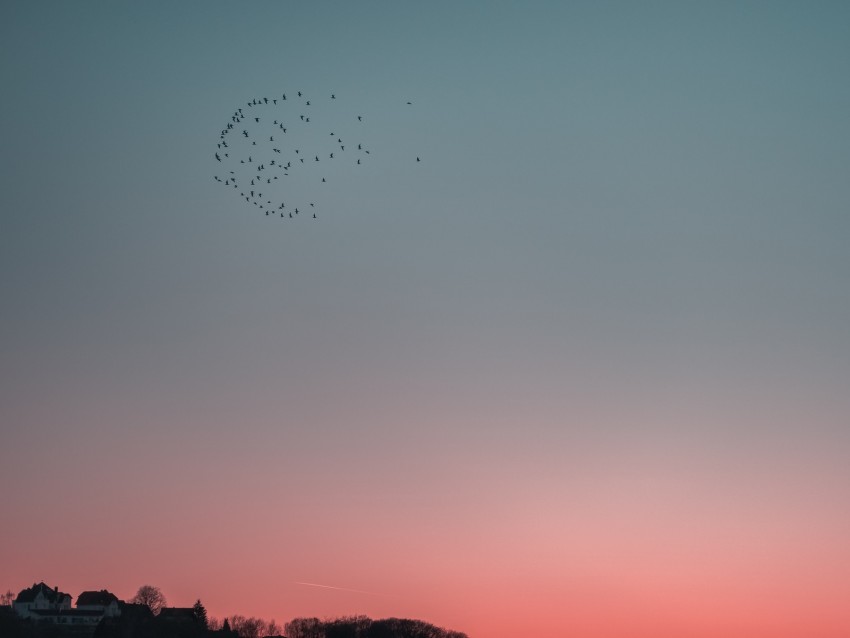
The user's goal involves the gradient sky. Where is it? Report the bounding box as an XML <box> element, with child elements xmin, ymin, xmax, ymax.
<box><xmin>2</xmin><ymin>2</ymin><xmax>850</xmax><ymax>637</ymax></box>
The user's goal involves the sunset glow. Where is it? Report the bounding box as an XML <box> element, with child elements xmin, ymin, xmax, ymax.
<box><xmin>2</xmin><ymin>2</ymin><xmax>850</xmax><ymax>637</ymax></box>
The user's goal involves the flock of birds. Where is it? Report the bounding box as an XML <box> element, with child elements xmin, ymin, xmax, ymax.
<box><xmin>213</xmin><ymin>91</ymin><xmax>419</xmax><ymax>221</ymax></box>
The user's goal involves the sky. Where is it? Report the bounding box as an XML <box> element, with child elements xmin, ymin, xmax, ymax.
<box><xmin>2</xmin><ymin>1</ymin><xmax>850</xmax><ymax>636</ymax></box>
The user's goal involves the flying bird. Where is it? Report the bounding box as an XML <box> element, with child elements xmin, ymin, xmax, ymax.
<box><xmin>214</xmin><ymin>90</ymin><xmax>420</xmax><ymax>224</ymax></box>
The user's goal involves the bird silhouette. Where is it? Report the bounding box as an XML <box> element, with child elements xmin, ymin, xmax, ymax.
<box><xmin>215</xmin><ymin>90</ymin><xmax>420</xmax><ymax>224</ymax></box>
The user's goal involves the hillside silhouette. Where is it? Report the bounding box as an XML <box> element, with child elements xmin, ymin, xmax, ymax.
<box><xmin>1</xmin><ymin>582</ymin><xmax>467</xmax><ymax>638</ymax></box>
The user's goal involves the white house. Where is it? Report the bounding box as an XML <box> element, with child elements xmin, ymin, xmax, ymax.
<box><xmin>76</xmin><ymin>590</ymin><xmax>121</xmax><ymax>617</ymax></box>
<box><xmin>12</xmin><ymin>582</ymin><xmax>71</xmax><ymax>619</ymax></box>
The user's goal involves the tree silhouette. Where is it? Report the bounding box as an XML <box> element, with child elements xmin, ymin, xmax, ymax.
<box><xmin>284</xmin><ymin>616</ymin><xmax>467</xmax><ymax>638</ymax></box>
<box><xmin>130</xmin><ymin>584</ymin><xmax>167</xmax><ymax>615</ymax></box>
<box><xmin>193</xmin><ymin>600</ymin><xmax>209</xmax><ymax>629</ymax></box>
<box><xmin>228</xmin><ymin>615</ymin><xmax>266</xmax><ymax>638</ymax></box>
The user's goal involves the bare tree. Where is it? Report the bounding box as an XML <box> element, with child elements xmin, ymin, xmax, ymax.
<box><xmin>266</xmin><ymin>619</ymin><xmax>283</xmax><ymax>636</ymax></box>
<box><xmin>130</xmin><ymin>584</ymin><xmax>167</xmax><ymax>615</ymax></box>
<box><xmin>229</xmin><ymin>615</ymin><xmax>267</xmax><ymax>638</ymax></box>
<box><xmin>0</xmin><ymin>589</ymin><xmax>15</xmax><ymax>605</ymax></box>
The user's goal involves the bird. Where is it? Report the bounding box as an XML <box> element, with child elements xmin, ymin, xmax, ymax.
<box><xmin>297</xmin><ymin>91</ymin><xmax>302</xmax><ymax>97</ymax></box>
<box><xmin>357</xmin><ymin>116</ymin><xmax>362</xmax><ymax>121</ymax></box>
<box><xmin>215</xmin><ymin>153</ymin><xmax>221</xmax><ymax>161</ymax></box>
<box><xmin>416</xmin><ymin>157</ymin><xmax>420</xmax><ymax>162</ymax></box>
<box><xmin>331</xmin><ymin>94</ymin><xmax>336</xmax><ymax>99</ymax></box>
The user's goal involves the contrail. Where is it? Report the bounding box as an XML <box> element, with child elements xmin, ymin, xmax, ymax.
<box><xmin>293</xmin><ymin>581</ymin><xmax>391</xmax><ymax>597</ymax></box>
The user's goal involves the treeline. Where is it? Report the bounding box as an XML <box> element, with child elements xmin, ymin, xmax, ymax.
<box><xmin>0</xmin><ymin>611</ymin><xmax>467</xmax><ymax>638</ymax></box>
<box><xmin>284</xmin><ymin>616</ymin><xmax>468</xmax><ymax>638</ymax></box>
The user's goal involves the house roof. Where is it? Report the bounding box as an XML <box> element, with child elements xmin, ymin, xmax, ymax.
<box><xmin>158</xmin><ymin>607</ymin><xmax>196</xmax><ymax>621</ymax></box>
<box><xmin>77</xmin><ymin>590</ymin><xmax>120</xmax><ymax>606</ymax></box>
<box><xmin>15</xmin><ymin>583</ymin><xmax>71</xmax><ymax>604</ymax></box>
